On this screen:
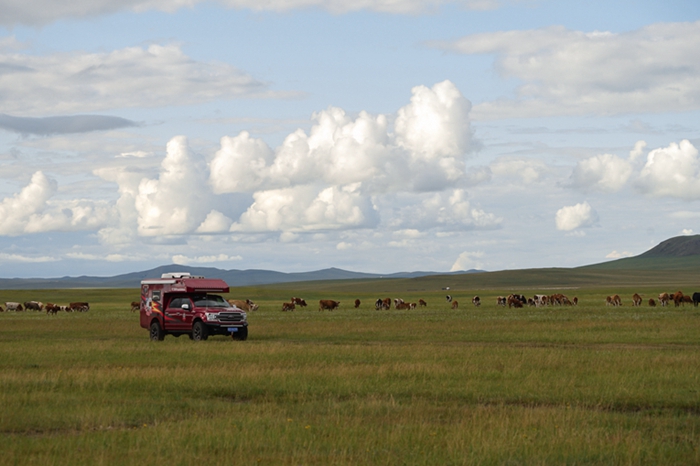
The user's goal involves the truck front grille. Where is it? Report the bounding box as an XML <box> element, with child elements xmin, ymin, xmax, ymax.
<box><xmin>218</xmin><ymin>312</ymin><xmax>245</xmax><ymax>323</ymax></box>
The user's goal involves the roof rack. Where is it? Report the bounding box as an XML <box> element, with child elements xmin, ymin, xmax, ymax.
<box><xmin>160</xmin><ymin>272</ymin><xmax>205</xmax><ymax>279</ymax></box>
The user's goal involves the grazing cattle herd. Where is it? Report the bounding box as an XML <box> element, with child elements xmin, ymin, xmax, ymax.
<box><xmin>0</xmin><ymin>301</ymin><xmax>90</xmax><ymax>314</ymax></box>
<box><xmin>282</xmin><ymin>290</ymin><xmax>700</xmax><ymax>313</ymax></box>
<box><xmin>1</xmin><ymin>290</ymin><xmax>699</xmax><ymax>314</ymax></box>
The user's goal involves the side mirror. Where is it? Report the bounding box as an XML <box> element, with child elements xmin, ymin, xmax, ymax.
<box><xmin>181</xmin><ymin>304</ymin><xmax>190</xmax><ymax>310</ymax></box>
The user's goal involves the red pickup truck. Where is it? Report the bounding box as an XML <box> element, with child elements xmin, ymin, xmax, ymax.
<box><xmin>139</xmin><ymin>272</ymin><xmax>248</xmax><ymax>341</ymax></box>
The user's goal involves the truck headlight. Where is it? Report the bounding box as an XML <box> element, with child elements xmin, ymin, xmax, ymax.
<box><xmin>205</xmin><ymin>312</ymin><xmax>218</xmax><ymax>321</ymax></box>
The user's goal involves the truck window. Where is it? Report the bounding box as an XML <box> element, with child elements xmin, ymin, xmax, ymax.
<box><xmin>192</xmin><ymin>294</ymin><xmax>228</xmax><ymax>308</ymax></box>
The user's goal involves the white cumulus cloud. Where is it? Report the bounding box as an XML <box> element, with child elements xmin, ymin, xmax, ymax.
<box><xmin>451</xmin><ymin>251</ymin><xmax>484</xmax><ymax>271</ymax></box>
<box><xmin>636</xmin><ymin>140</ymin><xmax>700</xmax><ymax>200</ymax></box>
<box><xmin>555</xmin><ymin>201</ymin><xmax>598</xmax><ymax>231</ymax></box>
<box><xmin>210</xmin><ymin>80</ymin><xmax>473</xmax><ymax>195</ymax></box>
<box><xmin>0</xmin><ymin>171</ymin><xmax>113</xmax><ymax>236</ymax></box>
<box><xmin>231</xmin><ymin>183</ymin><xmax>378</xmax><ymax>232</ymax></box>
<box><xmin>134</xmin><ymin>136</ymin><xmax>210</xmax><ymax>236</ymax></box>
<box><xmin>570</xmin><ymin>153</ymin><xmax>633</xmax><ymax>193</ymax></box>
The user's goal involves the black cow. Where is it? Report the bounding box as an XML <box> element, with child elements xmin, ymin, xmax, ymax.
<box><xmin>693</xmin><ymin>292</ymin><xmax>700</xmax><ymax>306</ymax></box>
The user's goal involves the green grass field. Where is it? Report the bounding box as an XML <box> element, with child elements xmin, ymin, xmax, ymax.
<box><xmin>1</xmin><ymin>281</ymin><xmax>699</xmax><ymax>465</ymax></box>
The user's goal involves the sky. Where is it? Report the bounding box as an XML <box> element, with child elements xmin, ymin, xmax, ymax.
<box><xmin>1</xmin><ymin>0</ymin><xmax>700</xmax><ymax>278</ymax></box>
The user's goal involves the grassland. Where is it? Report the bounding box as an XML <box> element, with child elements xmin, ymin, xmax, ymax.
<box><xmin>1</xmin><ymin>278</ymin><xmax>700</xmax><ymax>465</ymax></box>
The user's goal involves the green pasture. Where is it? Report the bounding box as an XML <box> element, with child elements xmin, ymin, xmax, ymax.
<box><xmin>1</xmin><ymin>281</ymin><xmax>700</xmax><ymax>465</ymax></box>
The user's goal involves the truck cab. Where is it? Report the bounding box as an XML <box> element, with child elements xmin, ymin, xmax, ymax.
<box><xmin>139</xmin><ymin>272</ymin><xmax>248</xmax><ymax>341</ymax></box>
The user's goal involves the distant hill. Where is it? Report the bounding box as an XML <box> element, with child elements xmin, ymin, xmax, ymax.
<box><xmin>2</xmin><ymin>235</ymin><xmax>699</xmax><ymax>291</ymax></box>
<box><xmin>638</xmin><ymin>234</ymin><xmax>700</xmax><ymax>258</ymax></box>
<box><xmin>0</xmin><ymin>264</ymin><xmax>481</xmax><ymax>290</ymax></box>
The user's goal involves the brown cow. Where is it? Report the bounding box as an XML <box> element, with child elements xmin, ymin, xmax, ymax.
<box><xmin>282</xmin><ymin>302</ymin><xmax>295</xmax><ymax>312</ymax></box>
<box><xmin>354</xmin><ymin>299</ymin><xmax>361</xmax><ymax>308</ymax></box>
<box><xmin>648</xmin><ymin>298</ymin><xmax>656</xmax><ymax>307</ymax></box>
<box><xmin>227</xmin><ymin>299</ymin><xmax>259</xmax><ymax>312</ymax></box>
<box><xmin>131</xmin><ymin>301</ymin><xmax>140</xmax><ymax>312</ymax></box>
<box><xmin>396</xmin><ymin>302</ymin><xmax>412</xmax><ymax>310</ymax></box>
<box><xmin>572</xmin><ymin>297</ymin><xmax>578</xmax><ymax>305</ymax></box>
<box><xmin>672</xmin><ymin>291</ymin><xmax>684</xmax><ymax>307</ymax></box>
<box><xmin>658</xmin><ymin>293</ymin><xmax>670</xmax><ymax>306</ymax></box>
<box><xmin>319</xmin><ymin>300</ymin><xmax>340</xmax><ymax>311</ymax></box>
<box><xmin>291</xmin><ymin>297</ymin><xmax>307</xmax><ymax>307</ymax></box>
<box><xmin>507</xmin><ymin>295</ymin><xmax>523</xmax><ymax>308</ymax></box>
<box><xmin>632</xmin><ymin>293</ymin><xmax>642</xmax><ymax>307</ymax></box>
<box><xmin>45</xmin><ymin>303</ymin><xmax>59</xmax><ymax>315</ymax></box>
<box><xmin>451</xmin><ymin>300</ymin><xmax>459</xmax><ymax>309</ymax></box>
<box><xmin>418</xmin><ymin>299</ymin><xmax>427</xmax><ymax>307</ymax></box>
<box><xmin>496</xmin><ymin>296</ymin><xmax>506</xmax><ymax>306</ymax></box>
<box><xmin>69</xmin><ymin>302</ymin><xmax>90</xmax><ymax>312</ymax></box>
<box><xmin>382</xmin><ymin>298</ymin><xmax>391</xmax><ymax>310</ymax></box>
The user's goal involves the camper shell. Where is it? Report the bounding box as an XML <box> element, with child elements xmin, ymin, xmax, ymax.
<box><xmin>139</xmin><ymin>272</ymin><xmax>248</xmax><ymax>341</ymax></box>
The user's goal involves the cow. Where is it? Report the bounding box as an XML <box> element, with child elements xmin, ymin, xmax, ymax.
<box><xmin>533</xmin><ymin>294</ymin><xmax>548</xmax><ymax>307</ymax></box>
<box><xmin>451</xmin><ymin>300</ymin><xmax>459</xmax><ymax>309</ymax></box>
<box><xmin>507</xmin><ymin>295</ymin><xmax>523</xmax><ymax>308</ymax></box>
<box><xmin>606</xmin><ymin>295</ymin><xmax>621</xmax><ymax>306</ymax></box>
<box><xmin>291</xmin><ymin>297</ymin><xmax>307</xmax><ymax>308</ymax></box>
<box><xmin>682</xmin><ymin>295</ymin><xmax>693</xmax><ymax>305</ymax></box>
<box><xmin>497</xmin><ymin>296</ymin><xmax>506</xmax><ymax>306</ymax></box>
<box><xmin>381</xmin><ymin>298</ymin><xmax>391</xmax><ymax>310</ymax></box>
<box><xmin>418</xmin><ymin>299</ymin><xmax>427</xmax><ymax>307</ymax></box>
<box><xmin>409</xmin><ymin>303</ymin><xmax>417</xmax><ymax>310</ymax></box>
<box><xmin>69</xmin><ymin>302</ymin><xmax>90</xmax><ymax>312</ymax></box>
<box><xmin>632</xmin><ymin>293</ymin><xmax>642</xmax><ymax>307</ymax></box>
<box><xmin>648</xmin><ymin>298</ymin><xmax>656</xmax><ymax>307</ymax></box>
<box><xmin>5</xmin><ymin>302</ymin><xmax>23</xmax><ymax>311</ymax></box>
<box><xmin>375</xmin><ymin>298</ymin><xmax>383</xmax><ymax>310</ymax></box>
<box><xmin>693</xmin><ymin>292</ymin><xmax>700</xmax><ymax>307</ymax></box>
<box><xmin>282</xmin><ymin>302</ymin><xmax>296</xmax><ymax>312</ymax></box>
<box><xmin>472</xmin><ymin>296</ymin><xmax>481</xmax><ymax>307</ymax></box>
<box><xmin>45</xmin><ymin>303</ymin><xmax>60</xmax><ymax>315</ymax></box>
<box><xmin>572</xmin><ymin>297</ymin><xmax>578</xmax><ymax>306</ymax></box>
<box><xmin>396</xmin><ymin>302</ymin><xmax>412</xmax><ymax>310</ymax></box>
<box><xmin>354</xmin><ymin>299</ymin><xmax>361</xmax><ymax>309</ymax></box>
<box><xmin>658</xmin><ymin>293</ymin><xmax>670</xmax><ymax>306</ymax></box>
<box><xmin>24</xmin><ymin>301</ymin><xmax>43</xmax><ymax>311</ymax></box>
<box><xmin>131</xmin><ymin>301</ymin><xmax>140</xmax><ymax>312</ymax></box>
<box><xmin>672</xmin><ymin>291</ymin><xmax>684</xmax><ymax>307</ymax></box>
<box><xmin>446</xmin><ymin>295</ymin><xmax>452</xmax><ymax>303</ymax></box>
<box><xmin>319</xmin><ymin>300</ymin><xmax>340</xmax><ymax>311</ymax></box>
<box><xmin>394</xmin><ymin>298</ymin><xmax>404</xmax><ymax>308</ymax></box>
<box><xmin>227</xmin><ymin>299</ymin><xmax>259</xmax><ymax>312</ymax></box>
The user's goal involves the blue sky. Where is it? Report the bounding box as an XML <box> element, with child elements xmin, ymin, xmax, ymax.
<box><xmin>1</xmin><ymin>0</ymin><xmax>700</xmax><ymax>277</ymax></box>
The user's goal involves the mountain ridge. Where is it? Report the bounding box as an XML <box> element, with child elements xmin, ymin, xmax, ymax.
<box><xmin>1</xmin><ymin>234</ymin><xmax>699</xmax><ymax>289</ymax></box>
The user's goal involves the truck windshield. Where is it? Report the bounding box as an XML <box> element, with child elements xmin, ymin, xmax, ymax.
<box><xmin>192</xmin><ymin>294</ymin><xmax>229</xmax><ymax>308</ymax></box>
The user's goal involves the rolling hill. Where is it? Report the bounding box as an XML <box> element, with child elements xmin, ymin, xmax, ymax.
<box><xmin>1</xmin><ymin>235</ymin><xmax>699</xmax><ymax>290</ymax></box>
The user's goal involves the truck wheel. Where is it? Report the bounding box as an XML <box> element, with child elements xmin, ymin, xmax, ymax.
<box><xmin>192</xmin><ymin>321</ymin><xmax>208</xmax><ymax>341</ymax></box>
<box><xmin>232</xmin><ymin>326</ymin><xmax>248</xmax><ymax>341</ymax></box>
<box><xmin>149</xmin><ymin>321</ymin><xmax>165</xmax><ymax>341</ymax></box>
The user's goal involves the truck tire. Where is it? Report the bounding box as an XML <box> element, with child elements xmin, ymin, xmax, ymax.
<box><xmin>192</xmin><ymin>321</ymin><xmax>208</xmax><ymax>341</ymax></box>
<box><xmin>149</xmin><ymin>320</ymin><xmax>165</xmax><ymax>341</ymax></box>
<box><xmin>232</xmin><ymin>326</ymin><xmax>248</xmax><ymax>341</ymax></box>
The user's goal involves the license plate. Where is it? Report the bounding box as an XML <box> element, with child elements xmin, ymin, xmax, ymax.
<box><xmin>227</xmin><ymin>327</ymin><xmax>238</xmax><ymax>332</ymax></box>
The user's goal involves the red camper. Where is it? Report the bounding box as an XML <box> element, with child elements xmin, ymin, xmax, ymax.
<box><xmin>139</xmin><ymin>272</ymin><xmax>248</xmax><ymax>341</ymax></box>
